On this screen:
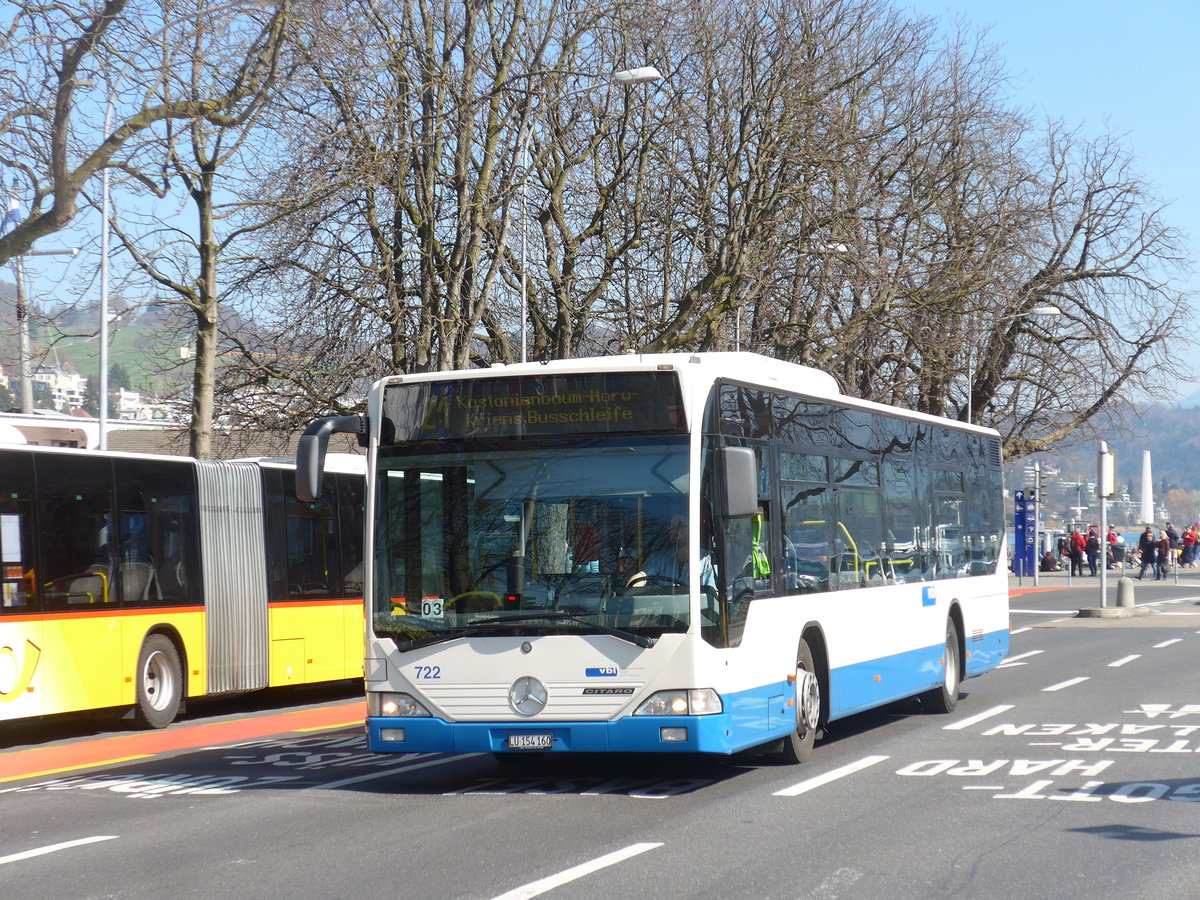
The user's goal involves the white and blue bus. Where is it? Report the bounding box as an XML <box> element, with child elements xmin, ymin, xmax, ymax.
<box><xmin>297</xmin><ymin>352</ymin><xmax>1009</xmax><ymax>763</ymax></box>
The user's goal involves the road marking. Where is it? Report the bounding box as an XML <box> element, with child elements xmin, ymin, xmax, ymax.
<box><xmin>1043</xmin><ymin>677</ymin><xmax>1089</xmax><ymax>692</ymax></box>
<box><xmin>1108</xmin><ymin>655</ymin><xmax>1140</xmax><ymax>667</ymax></box>
<box><xmin>1010</xmin><ymin>609</ymin><xmax>1076</xmax><ymax>616</ymax></box>
<box><xmin>0</xmin><ymin>754</ymin><xmax>153</xmax><ymax>784</ymax></box>
<box><xmin>0</xmin><ymin>835</ymin><xmax>118</xmax><ymax>866</ymax></box>
<box><xmin>293</xmin><ymin>720</ymin><xmax>362</xmax><ymax>733</ymax></box>
<box><xmin>1010</xmin><ymin>626</ymin><xmax>1032</xmax><ymax>635</ymax></box>
<box><xmin>999</xmin><ymin>650</ymin><xmax>1044</xmax><ymax>668</ymax></box>
<box><xmin>1153</xmin><ymin>639</ymin><xmax>1183</xmax><ymax>648</ymax></box>
<box><xmin>944</xmin><ymin>704</ymin><xmax>1015</xmax><ymax>731</ymax></box>
<box><xmin>314</xmin><ymin>753</ymin><xmax>483</xmax><ymax>789</ymax></box>
<box><xmin>774</xmin><ymin>755</ymin><xmax>889</xmax><ymax>797</ymax></box>
<box><xmin>491</xmin><ymin>842</ymin><xmax>663</xmax><ymax>900</ymax></box>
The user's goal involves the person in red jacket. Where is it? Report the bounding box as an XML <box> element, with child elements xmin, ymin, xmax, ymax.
<box><xmin>1069</xmin><ymin>529</ymin><xmax>1087</xmax><ymax>577</ymax></box>
<box><xmin>1181</xmin><ymin>526</ymin><xmax>1197</xmax><ymax>567</ymax></box>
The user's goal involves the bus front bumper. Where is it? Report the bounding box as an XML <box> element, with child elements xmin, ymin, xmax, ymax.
<box><xmin>366</xmin><ymin>714</ymin><xmax>740</xmax><ymax>755</ymax></box>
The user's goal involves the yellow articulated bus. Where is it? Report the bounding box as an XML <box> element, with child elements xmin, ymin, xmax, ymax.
<box><xmin>0</xmin><ymin>445</ymin><xmax>364</xmax><ymax>728</ymax></box>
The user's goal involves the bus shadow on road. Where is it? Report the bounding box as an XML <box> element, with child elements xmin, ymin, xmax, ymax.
<box><xmin>1069</xmin><ymin>823</ymin><xmax>1200</xmax><ymax>843</ymax></box>
<box><xmin>3</xmin><ymin>693</ymin><xmax>947</xmax><ymax>802</ymax></box>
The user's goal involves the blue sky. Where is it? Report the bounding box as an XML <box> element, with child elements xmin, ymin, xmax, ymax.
<box><xmin>905</xmin><ymin>0</ymin><xmax>1199</xmax><ymax>382</ymax></box>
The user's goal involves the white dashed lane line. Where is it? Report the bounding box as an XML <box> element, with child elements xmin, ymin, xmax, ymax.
<box><xmin>773</xmin><ymin>755</ymin><xmax>890</xmax><ymax>797</ymax></box>
<box><xmin>998</xmin><ymin>649</ymin><xmax>1044</xmax><ymax>668</ymax></box>
<box><xmin>944</xmin><ymin>704</ymin><xmax>1016</xmax><ymax>731</ymax></box>
<box><xmin>491</xmin><ymin>842</ymin><xmax>664</xmax><ymax>900</ymax></box>
<box><xmin>1043</xmin><ymin>677</ymin><xmax>1089</xmax><ymax>692</ymax></box>
<box><xmin>0</xmin><ymin>835</ymin><xmax>118</xmax><ymax>866</ymax></box>
<box><xmin>1154</xmin><ymin>638</ymin><xmax>1183</xmax><ymax>648</ymax></box>
<box><xmin>1108</xmin><ymin>655</ymin><xmax>1141</xmax><ymax>667</ymax></box>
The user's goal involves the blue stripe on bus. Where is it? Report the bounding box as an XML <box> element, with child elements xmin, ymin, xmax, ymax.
<box><xmin>829</xmin><ymin>627</ymin><xmax>1010</xmax><ymax>718</ymax></box>
<box><xmin>365</xmin><ymin>628</ymin><xmax>1010</xmax><ymax>756</ymax></box>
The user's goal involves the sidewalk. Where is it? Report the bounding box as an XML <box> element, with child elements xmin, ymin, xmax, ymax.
<box><xmin>1008</xmin><ymin>564</ymin><xmax>1200</xmax><ymax>596</ymax></box>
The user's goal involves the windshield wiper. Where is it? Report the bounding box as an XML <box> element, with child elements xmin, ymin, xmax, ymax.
<box><xmin>388</xmin><ymin>625</ymin><xmax>519</xmax><ymax>651</ymax></box>
<box><xmin>470</xmin><ymin>611</ymin><xmax>657</xmax><ymax>648</ymax></box>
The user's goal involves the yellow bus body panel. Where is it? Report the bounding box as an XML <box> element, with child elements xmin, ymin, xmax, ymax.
<box><xmin>267</xmin><ymin>598</ymin><xmax>364</xmax><ymax>687</ymax></box>
<box><xmin>0</xmin><ymin>608</ymin><xmax>206</xmax><ymax>721</ymax></box>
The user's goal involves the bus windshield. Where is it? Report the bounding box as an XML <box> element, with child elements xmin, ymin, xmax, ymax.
<box><xmin>372</xmin><ymin>435</ymin><xmax>692</xmax><ymax>649</ymax></box>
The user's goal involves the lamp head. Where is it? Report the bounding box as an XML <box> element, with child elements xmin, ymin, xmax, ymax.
<box><xmin>611</xmin><ymin>66</ymin><xmax>662</xmax><ymax>85</ymax></box>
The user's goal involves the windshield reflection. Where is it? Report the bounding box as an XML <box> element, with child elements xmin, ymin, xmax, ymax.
<box><xmin>372</xmin><ymin>436</ymin><xmax>691</xmax><ymax>648</ymax></box>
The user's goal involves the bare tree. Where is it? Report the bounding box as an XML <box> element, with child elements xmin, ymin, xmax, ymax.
<box><xmin>191</xmin><ymin>0</ymin><xmax>1191</xmax><ymax>464</ymax></box>
<box><xmin>94</xmin><ymin>1</ymin><xmax>299</xmax><ymax>458</ymax></box>
<box><xmin>0</xmin><ymin>0</ymin><xmax>288</xmax><ymax>269</ymax></box>
<box><xmin>225</xmin><ymin>0</ymin><xmax>638</xmax><ymax>402</ymax></box>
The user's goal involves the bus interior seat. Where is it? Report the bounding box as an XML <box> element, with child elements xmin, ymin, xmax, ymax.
<box><xmin>52</xmin><ymin>564</ymin><xmax>110</xmax><ymax>604</ymax></box>
<box><xmin>121</xmin><ymin>559</ymin><xmax>162</xmax><ymax>603</ymax></box>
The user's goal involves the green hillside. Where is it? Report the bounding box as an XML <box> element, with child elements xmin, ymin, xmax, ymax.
<box><xmin>1</xmin><ymin>297</ymin><xmax>189</xmax><ymax>396</ymax></box>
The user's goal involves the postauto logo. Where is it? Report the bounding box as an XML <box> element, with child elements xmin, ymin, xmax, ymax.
<box><xmin>0</xmin><ymin>638</ymin><xmax>41</xmax><ymax>702</ymax></box>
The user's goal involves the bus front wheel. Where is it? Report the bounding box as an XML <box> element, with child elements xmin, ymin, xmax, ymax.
<box><xmin>922</xmin><ymin>618</ymin><xmax>961</xmax><ymax>714</ymax></box>
<box><xmin>778</xmin><ymin>638</ymin><xmax>821</xmax><ymax>764</ymax></box>
<box><xmin>134</xmin><ymin>634</ymin><xmax>183</xmax><ymax>729</ymax></box>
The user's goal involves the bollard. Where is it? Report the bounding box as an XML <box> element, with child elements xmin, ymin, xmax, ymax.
<box><xmin>1117</xmin><ymin>576</ymin><xmax>1135</xmax><ymax>609</ymax></box>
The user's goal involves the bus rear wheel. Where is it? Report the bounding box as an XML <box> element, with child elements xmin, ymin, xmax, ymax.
<box><xmin>134</xmin><ymin>634</ymin><xmax>183</xmax><ymax>729</ymax></box>
<box><xmin>777</xmin><ymin>638</ymin><xmax>821</xmax><ymax>764</ymax></box>
<box><xmin>922</xmin><ymin>618</ymin><xmax>961</xmax><ymax>714</ymax></box>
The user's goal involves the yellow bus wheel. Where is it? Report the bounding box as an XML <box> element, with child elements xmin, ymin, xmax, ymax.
<box><xmin>134</xmin><ymin>634</ymin><xmax>183</xmax><ymax>729</ymax></box>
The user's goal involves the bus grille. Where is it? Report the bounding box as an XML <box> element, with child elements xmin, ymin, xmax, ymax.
<box><xmin>420</xmin><ymin>682</ymin><xmax>645</xmax><ymax>721</ymax></box>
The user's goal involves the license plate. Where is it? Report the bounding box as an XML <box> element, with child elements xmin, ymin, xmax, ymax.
<box><xmin>507</xmin><ymin>733</ymin><xmax>553</xmax><ymax>750</ymax></box>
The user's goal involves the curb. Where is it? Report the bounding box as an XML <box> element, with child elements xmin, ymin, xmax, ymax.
<box><xmin>1076</xmin><ymin>606</ymin><xmax>1149</xmax><ymax>619</ymax></box>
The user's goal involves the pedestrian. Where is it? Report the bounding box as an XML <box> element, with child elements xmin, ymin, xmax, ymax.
<box><xmin>1137</xmin><ymin>527</ymin><xmax>1157</xmax><ymax>580</ymax></box>
<box><xmin>1085</xmin><ymin>530</ymin><xmax>1100</xmax><ymax>576</ymax></box>
<box><xmin>1069</xmin><ymin>529</ymin><xmax>1086</xmax><ymax>577</ymax></box>
<box><xmin>1156</xmin><ymin>530</ymin><xmax>1172</xmax><ymax>581</ymax></box>
<box><xmin>1182</xmin><ymin>526</ymin><xmax>1197</xmax><ymax>567</ymax></box>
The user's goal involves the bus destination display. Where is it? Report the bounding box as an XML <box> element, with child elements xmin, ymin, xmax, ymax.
<box><xmin>383</xmin><ymin>371</ymin><xmax>685</xmax><ymax>440</ymax></box>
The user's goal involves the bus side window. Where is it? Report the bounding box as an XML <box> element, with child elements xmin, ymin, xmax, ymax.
<box><xmin>36</xmin><ymin>455</ymin><xmax>115</xmax><ymax>609</ymax></box>
<box><xmin>0</xmin><ymin>451</ymin><xmax>35</xmax><ymax>609</ymax></box>
<box><xmin>112</xmin><ymin>458</ymin><xmax>199</xmax><ymax>606</ymax></box>
<box><xmin>783</xmin><ymin>485</ymin><xmax>832</xmax><ymax>594</ymax></box>
<box><xmin>722</xmin><ymin>508</ymin><xmax>773</xmax><ymax>604</ymax></box>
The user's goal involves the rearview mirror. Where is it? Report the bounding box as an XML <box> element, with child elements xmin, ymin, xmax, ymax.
<box><xmin>720</xmin><ymin>447</ymin><xmax>758</xmax><ymax>518</ymax></box>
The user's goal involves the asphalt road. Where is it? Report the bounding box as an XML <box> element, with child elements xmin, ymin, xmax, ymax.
<box><xmin>4</xmin><ymin>577</ymin><xmax>1200</xmax><ymax>900</ymax></box>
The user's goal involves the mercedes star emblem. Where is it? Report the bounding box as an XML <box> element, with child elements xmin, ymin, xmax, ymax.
<box><xmin>508</xmin><ymin>675</ymin><xmax>548</xmax><ymax>716</ymax></box>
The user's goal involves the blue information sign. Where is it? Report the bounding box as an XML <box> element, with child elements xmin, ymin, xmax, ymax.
<box><xmin>1013</xmin><ymin>489</ymin><xmax>1036</xmax><ymax>577</ymax></box>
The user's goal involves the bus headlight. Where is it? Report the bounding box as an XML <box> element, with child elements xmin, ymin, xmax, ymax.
<box><xmin>369</xmin><ymin>692</ymin><xmax>431</xmax><ymax>718</ymax></box>
<box><xmin>633</xmin><ymin>689</ymin><xmax>722</xmax><ymax>716</ymax></box>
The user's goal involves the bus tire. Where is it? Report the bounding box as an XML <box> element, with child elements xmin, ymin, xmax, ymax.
<box><xmin>778</xmin><ymin>638</ymin><xmax>821</xmax><ymax>764</ymax></box>
<box><xmin>133</xmin><ymin>634</ymin><xmax>183</xmax><ymax>729</ymax></box>
<box><xmin>922</xmin><ymin>618</ymin><xmax>961</xmax><ymax>714</ymax></box>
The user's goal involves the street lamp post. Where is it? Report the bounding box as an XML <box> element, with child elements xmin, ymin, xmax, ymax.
<box><xmin>100</xmin><ymin>96</ymin><xmax>113</xmax><ymax>449</ymax></box>
<box><xmin>517</xmin><ymin>65</ymin><xmax>661</xmax><ymax>363</ymax></box>
<box><xmin>12</xmin><ymin>247</ymin><xmax>80</xmax><ymax>414</ymax></box>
